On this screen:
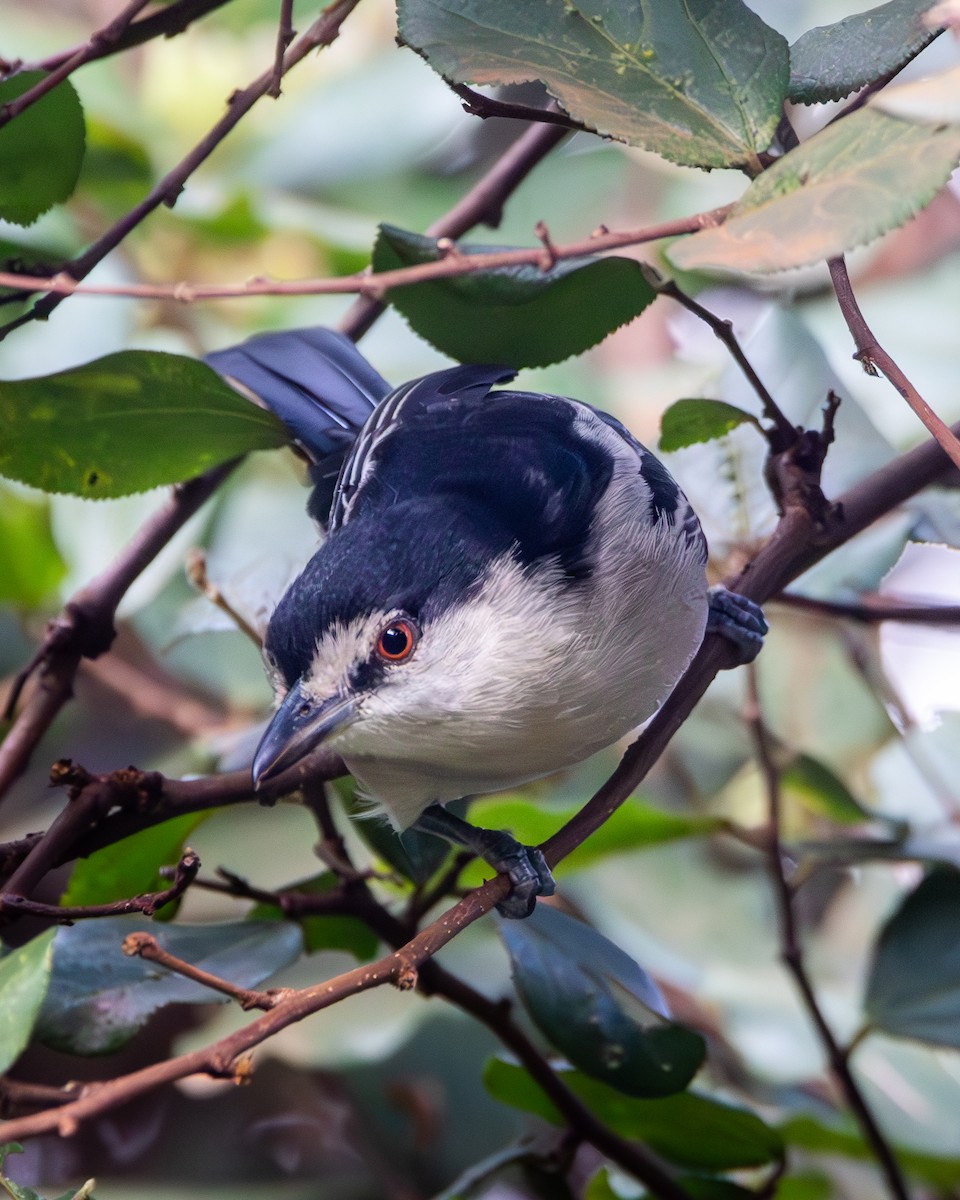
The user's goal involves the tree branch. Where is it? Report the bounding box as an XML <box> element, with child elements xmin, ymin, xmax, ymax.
<box><xmin>0</xmin><ymin>206</ymin><xmax>734</xmax><ymax>307</ymax></box>
<box><xmin>448</xmin><ymin>82</ymin><xmax>589</xmax><ymax>132</ymax></box>
<box><xmin>0</xmin><ymin>850</ymin><xmax>199</xmax><ymax>922</ymax></box>
<box><xmin>775</xmin><ymin>591</ymin><xmax>960</xmax><ymax>625</ymax></box>
<box><xmin>829</xmin><ymin>256</ymin><xmax>960</xmax><ymax>472</ymax></box>
<box><xmin>744</xmin><ymin>665</ymin><xmax>912</xmax><ymax>1200</ymax></box>
<box><xmin>0</xmin><ymin>0</ymin><xmax>153</xmax><ymax>129</ymax></box>
<box><xmin>0</xmin><ymin>462</ymin><xmax>236</xmax><ymax>802</ymax></box>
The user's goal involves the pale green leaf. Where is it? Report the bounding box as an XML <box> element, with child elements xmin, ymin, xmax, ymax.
<box><xmin>669</xmin><ymin>106</ymin><xmax>960</xmax><ymax>274</ymax></box>
<box><xmin>0</xmin><ymin>930</ymin><xmax>56</xmax><ymax>1075</ymax></box>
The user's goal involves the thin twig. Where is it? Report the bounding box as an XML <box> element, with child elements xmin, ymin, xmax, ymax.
<box><xmin>15</xmin><ymin>0</ymin><xmax>237</xmax><ymax>75</ymax></box>
<box><xmin>0</xmin><ymin>850</ymin><xmax>200</xmax><ymax>922</ymax></box>
<box><xmin>270</xmin><ymin>0</ymin><xmax>296</xmax><ymax>98</ymax></box>
<box><xmin>744</xmin><ymin>666</ymin><xmax>912</xmax><ymax>1200</ymax></box>
<box><xmin>649</xmin><ymin>273</ymin><xmax>797</xmax><ymax>449</ymax></box>
<box><xmin>0</xmin><ymin>0</ymin><xmax>152</xmax><ymax>129</ymax></box>
<box><xmin>829</xmin><ymin>256</ymin><xmax>960</xmax><ymax>472</ymax></box>
<box><xmin>185</xmin><ymin>548</ymin><xmax>263</xmax><ymax>647</ymax></box>
<box><xmin>123</xmin><ymin>931</ymin><xmax>287</xmax><ymax>1011</ymax></box>
<box><xmin>0</xmin><ymin>0</ymin><xmax>364</xmax><ymax>341</ymax></box>
<box><xmin>448</xmin><ymin>82</ymin><xmax>588</xmax><ymax>132</ymax></box>
<box><xmin>775</xmin><ymin>592</ymin><xmax>960</xmax><ymax>625</ymax></box>
<box><xmin>0</xmin><ymin>206</ymin><xmax>734</xmax><ymax>308</ymax></box>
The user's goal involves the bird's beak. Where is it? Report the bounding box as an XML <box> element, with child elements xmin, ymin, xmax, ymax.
<box><xmin>252</xmin><ymin>680</ymin><xmax>358</xmax><ymax>788</ymax></box>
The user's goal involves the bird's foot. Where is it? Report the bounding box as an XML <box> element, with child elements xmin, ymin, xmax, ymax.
<box><xmin>473</xmin><ymin>829</ymin><xmax>557</xmax><ymax>919</ymax></box>
<box><xmin>707</xmin><ymin>586</ymin><xmax>768</xmax><ymax>665</ymax></box>
<box><xmin>411</xmin><ymin>803</ymin><xmax>555</xmax><ymax>918</ymax></box>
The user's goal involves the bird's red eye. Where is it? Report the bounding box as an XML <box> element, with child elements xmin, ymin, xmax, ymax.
<box><xmin>376</xmin><ymin>618</ymin><xmax>419</xmax><ymax>662</ymax></box>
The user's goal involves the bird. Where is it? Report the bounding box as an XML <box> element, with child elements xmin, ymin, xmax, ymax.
<box><xmin>208</xmin><ymin>328</ymin><xmax>767</xmax><ymax>918</ymax></box>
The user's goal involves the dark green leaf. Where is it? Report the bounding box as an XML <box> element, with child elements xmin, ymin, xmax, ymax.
<box><xmin>60</xmin><ymin>813</ymin><xmax>207</xmax><ymax>917</ymax></box>
<box><xmin>337</xmin><ymin>778</ymin><xmax>456</xmax><ymax>884</ymax></box>
<box><xmin>37</xmin><ymin>917</ymin><xmax>302</xmax><ymax>1054</ymax></box>
<box><xmin>782</xmin><ymin>754</ymin><xmax>874</xmax><ymax>825</ymax></box>
<box><xmin>484</xmin><ymin>1059</ymin><xmax>783</xmax><ymax>1170</ymax></box>
<box><xmin>0</xmin><ymin>484</ymin><xmax>66</xmax><ymax>608</ymax></box>
<box><xmin>865</xmin><ymin>867</ymin><xmax>960</xmax><ymax>1048</ymax></box>
<box><xmin>0</xmin><ymin>930</ymin><xmax>56</xmax><ymax>1075</ymax></box>
<box><xmin>658</xmin><ymin>399</ymin><xmax>758</xmax><ymax>452</ymax></box>
<box><xmin>782</xmin><ymin>1114</ymin><xmax>960</xmax><ymax>1190</ymax></box>
<box><xmin>501</xmin><ymin>905</ymin><xmax>704</xmax><ymax>1097</ymax></box>
<box><xmin>669</xmin><ymin>104</ymin><xmax>960</xmax><ymax>274</ymax></box>
<box><xmin>0</xmin><ymin>72</ymin><xmax>85</xmax><ymax>225</ymax></box>
<box><xmin>461</xmin><ymin>796</ymin><xmax>724</xmax><ymax>890</ymax></box>
<box><xmin>789</xmin><ymin>0</ymin><xmax>943</xmax><ymax>105</ymax></box>
<box><xmin>397</xmin><ymin>0</ymin><xmax>788</xmax><ymax>170</ymax></box>
<box><xmin>249</xmin><ymin>873</ymin><xmax>379</xmax><ymax>960</ymax></box>
<box><xmin>0</xmin><ymin>350</ymin><xmax>289</xmax><ymax>498</ymax></box>
<box><xmin>372</xmin><ymin>225</ymin><xmax>656</xmax><ymax>367</ymax></box>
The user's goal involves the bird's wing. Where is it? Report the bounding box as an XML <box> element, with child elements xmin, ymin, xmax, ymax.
<box><xmin>330</xmin><ymin>364</ymin><xmax>517</xmax><ymax>531</ymax></box>
<box><xmin>205</xmin><ymin>328</ymin><xmax>391</xmax><ymax>525</ymax></box>
<box><xmin>331</xmin><ymin>365</ymin><xmax>626</xmax><ymax>578</ymax></box>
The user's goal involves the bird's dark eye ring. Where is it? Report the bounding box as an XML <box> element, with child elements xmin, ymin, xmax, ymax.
<box><xmin>376</xmin><ymin>617</ymin><xmax>419</xmax><ymax>663</ymax></box>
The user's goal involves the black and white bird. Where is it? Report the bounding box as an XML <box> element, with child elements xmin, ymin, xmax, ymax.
<box><xmin>208</xmin><ymin>329</ymin><xmax>766</xmax><ymax>917</ymax></box>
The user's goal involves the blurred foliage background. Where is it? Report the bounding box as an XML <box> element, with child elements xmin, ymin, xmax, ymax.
<box><xmin>2</xmin><ymin>1</ymin><xmax>960</xmax><ymax>1198</ymax></box>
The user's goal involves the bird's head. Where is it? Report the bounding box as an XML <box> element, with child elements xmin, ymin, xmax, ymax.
<box><xmin>250</xmin><ymin>496</ymin><xmax>560</xmax><ymax>790</ymax></box>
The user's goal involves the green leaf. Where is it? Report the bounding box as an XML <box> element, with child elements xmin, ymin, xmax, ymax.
<box><xmin>397</xmin><ymin>0</ymin><xmax>789</xmax><ymax>171</ymax></box>
<box><xmin>864</xmin><ymin>867</ymin><xmax>960</xmax><ymax>1048</ymax></box>
<box><xmin>460</xmin><ymin>795</ymin><xmax>724</xmax><ymax>889</ymax></box>
<box><xmin>37</xmin><ymin>917</ymin><xmax>302</xmax><ymax>1054</ymax></box>
<box><xmin>782</xmin><ymin>754</ymin><xmax>874</xmax><ymax>825</ymax></box>
<box><xmin>372</xmin><ymin>225</ymin><xmax>656</xmax><ymax>368</ymax></box>
<box><xmin>0</xmin><ymin>72</ymin><xmax>86</xmax><ymax>225</ymax></box>
<box><xmin>669</xmin><ymin>105</ymin><xmax>960</xmax><ymax>275</ymax></box>
<box><xmin>501</xmin><ymin>905</ymin><xmax>704</xmax><ymax>1098</ymax></box>
<box><xmin>249</xmin><ymin>873</ymin><xmax>380</xmax><ymax>960</ymax></box>
<box><xmin>789</xmin><ymin>0</ymin><xmax>943</xmax><ymax>105</ymax></box>
<box><xmin>782</xmin><ymin>1114</ymin><xmax>960</xmax><ymax>1191</ymax></box>
<box><xmin>60</xmin><ymin>813</ymin><xmax>207</xmax><ymax>917</ymax></box>
<box><xmin>336</xmin><ymin>777</ymin><xmax>456</xmax><ymax>884</ymax></box>
<box><xmin>0</xmin><ymin>350</ymin><xmax>289</xmax><ymax>498</ymax></box>
<box><xmin>0</xmin><ymin>930</ymin><xmax>56</xmax><ymax>1075</ymax></box>
<box><xmin>484</xmin><ymin>1058</ymin><xmax>783</xmax><ymax>1171</ymax></box>
<box><xmin>658</xmin><ymin>399</ymin><xmax>758</xmax><ymax>452</ymax></box>
<box><xmin>0</xmin><ymin>484</ymin><xmax>66</xmax><ymax>608</ymax></box>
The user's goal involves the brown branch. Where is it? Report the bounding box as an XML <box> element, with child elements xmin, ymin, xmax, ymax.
<box><xmin>448</xmin><ymin>82</ymin><xmax>589</xmax><ymax>132</ymax></box>
<box><xmin>0</xmin><ymin>462</ymin><xmax>236</xmax><ymax>802</ymax></box>
<box><xmin>122</xmin><ymin>931</ymin><xmax>286</xmax><ymax>1011</ymax></box>
<box><xmin>775</xmin><ymin>592</ymin><xmax>960</xmax><ymax>625</ymax></box>
<box><xmin>648</xmin><ymin>272</ymin><xmax>797</xmax><ymax>449</ymax></box>
<box><xmin>14</xmin><ymin>0</ymin><xmax>238</xmax><ymax>75</ymax></box>
<box><xmin>270</xmin><ymin>0</ymin><xmax>296</xmax><ymax>99</ymax></box>
<box><xmin>744</xmin><ymin>666</ymin><xmax>912</xmax><ymax>1200</ymax></box>
<box><xmin>0</xmin><ymin>0</ymin><xmax>153</xmax><ymax>130</ymax></box>
<box><xmin>0</xmin><ymin>749</ymin><xmax>346</xmax><ymax>900</ymax></box>
<box><xmin>339</xmin><ymin>118</ymin><xmax>570</xmax><ymax>340</ymax></box>
<box><xmin>0</xmin><ymin>0</ymin><xmax>364</xmax><ymax>341</ymax></box>
<box><xmin>0</xmin><ymin>876</ymin><xmax>507</xmax><ymax>1144</ymax></box>
<box><xmin>0</xmin><ymin>850</ymin><xmax>199</xmax><ymax>922</ymax></box>
<box><xmin>0</xmin><ymin>206</ymin><xmax>734</xmax><ymax>308</ymax></box>
<box><xmin>829</xmin><ymin>256</ymin><xmax>960</xmax><ymax>472</ymax></box>
<box><xmin>185</xmin><ymin>547</ymin><xmax>263</xmax><ymax>647</ymax></box>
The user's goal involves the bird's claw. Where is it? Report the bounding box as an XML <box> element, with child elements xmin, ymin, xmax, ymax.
<box><xmin>706</xmin><ymin>586</ymin><xmax>768</xmax><ymax>665</ymax></box>
<box><xmin>492</xmin><ymin>844</ymin><xmax>559</xmax><ymax>916</ymax></box>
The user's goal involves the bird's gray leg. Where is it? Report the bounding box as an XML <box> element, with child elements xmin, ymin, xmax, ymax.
<box><xmin>411</xmin><ymin>803</ymin><xmax>555</xmax><ymax>919</ymax></box>
<box><xmin>706</xmin><ymin>586</ymin><xmax>768</xmax><ymax>665</ymax></box>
